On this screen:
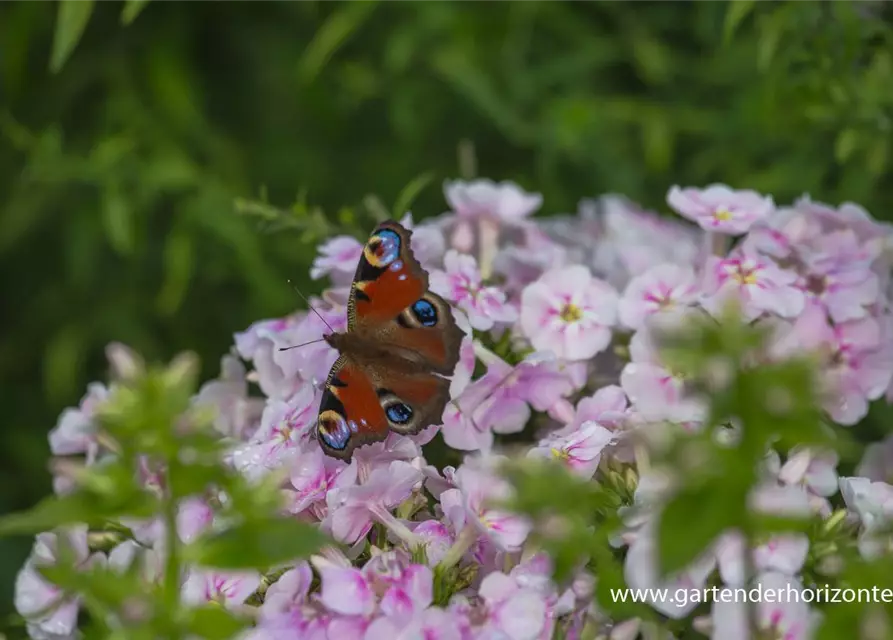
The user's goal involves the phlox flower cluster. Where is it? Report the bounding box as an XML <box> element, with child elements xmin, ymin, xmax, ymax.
<box><xmin>18</xmin><ymin>179</ymin><xmax>893</xmax><ymax>640</ymax></box>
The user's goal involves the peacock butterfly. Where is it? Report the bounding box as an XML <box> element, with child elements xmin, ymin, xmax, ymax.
<box><xmin>315</xmin><ymin>220</ymin><xmax>464</xmax><ymax>461</ymax></box>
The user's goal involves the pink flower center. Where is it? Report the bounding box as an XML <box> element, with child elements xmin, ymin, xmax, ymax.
<box><xmin>713</xmin><ymin>207</ymin><xmax>733</xmax><ymax>222</ymax></box>
<box><xmin>559</xmin><ymin>303</ymin><xmax>583</xmax><ymax>323</ymax></box>
<box><xmin>725</xmin><ymin>260</ymin><xmax>761</xmax><ymax>286</ymax></box>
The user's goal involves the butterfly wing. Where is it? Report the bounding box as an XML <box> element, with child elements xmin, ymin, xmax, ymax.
<box><xmin>348</xmin><ymin>220</ymin><xmax>463</xmax><ymax>375</ymax></box>
<box><xmin>316</xmin><ymin>354</ymin><xmax>450</xmax><ymax>461</ymax></box>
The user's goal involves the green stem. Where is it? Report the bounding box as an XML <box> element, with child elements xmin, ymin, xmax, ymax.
<box><xmin>436</xmin><ymin>524</ymin><xmax>479</xmax><ymax>573</ymax></box>
<box><xmin>162</xmin><ymin>466</ymin><xmax>182</xmax><ymax>638</ymax></box>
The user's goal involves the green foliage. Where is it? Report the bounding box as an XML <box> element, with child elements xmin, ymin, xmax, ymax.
<box><xmin>0</xmin><ymin>352</ymin><xmax>325</xmax><ymax>638</ymax></box>
<box><xmin>502</xmin><ymin>307</ymin><xmax>873</xmax><ymax>637</ymax></box>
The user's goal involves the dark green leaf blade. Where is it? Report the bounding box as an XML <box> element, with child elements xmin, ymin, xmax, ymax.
<box><xmin>50</xmin><ymin>0</ymin><xmax>95</xmax><ymax>73</ymax></box>
<box><xmin>186</xmin><ymin>518</ymin><xmax>327</xmax><ymax>570</ymax></box>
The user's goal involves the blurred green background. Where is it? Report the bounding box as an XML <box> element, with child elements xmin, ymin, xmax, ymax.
<box><xmin>2</xmin><ymin>0</ymin><xmax>893</xmax><ymax>627</ymax></box>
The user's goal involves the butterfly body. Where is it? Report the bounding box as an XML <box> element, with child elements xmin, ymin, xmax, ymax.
<box><xmin>316</xmin><ymin>221</ymin><xmax>463</xmax><ymax>461</ymax></box>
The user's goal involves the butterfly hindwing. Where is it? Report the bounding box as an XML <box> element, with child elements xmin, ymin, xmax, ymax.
<box><xmin>316</xmin><ymin>355</ymin><xmax>451</xmax><ymax>460</ymax></box>
<box><xmin>388</xmin><ymin>290</ymin><xmax>464</xmax><ymax>375</ymax></box>
<box><xmin>316</xmin><ymin>355</ymin><xmax>390</xmax><ymax>460</ymax></box>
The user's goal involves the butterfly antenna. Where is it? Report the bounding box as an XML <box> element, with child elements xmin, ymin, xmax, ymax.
<box><xmin>288</xmin><ymin>279</ymin><xmax>336</xmax><ymax>334</ymax></box>
<box><xmin>279</xmin><ymin>338</ymin><xmax>328</xmax><ymax>352</ymax></box>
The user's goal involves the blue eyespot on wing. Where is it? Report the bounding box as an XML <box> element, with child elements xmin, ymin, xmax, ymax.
<box><xmin>385</xmin><ymin>402</ymin><xmax>413</xmax><ymax>425</ymax></box>
<box><xmin>347</xmin><ymin>222</ymin><xmax>426</xmax><ymax>330</ymax></box>
<box><xmin>411</xmin><ymin>299</ymin><xmax>438</xmax><ymax>327</ymax></box>
<box><xmin>316</xmin><ymin>356</ymin><xmax>390</xmax><ymax>460</ymax></box>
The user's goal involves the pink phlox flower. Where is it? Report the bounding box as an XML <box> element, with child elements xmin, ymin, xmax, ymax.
<box><xmin>444</xmin><ymin>179</ymin><xmax>542</xmax><ymax>223</ymax></box>
<box><xmin>234</xmin><ymin>314</ymin><xmax>301</xmax><ymax>392</ymax></box>
<box><xmin>230</xmin><ymin>385</ymin><xmax>318</xmax><ymax>480</ymax></box>
<box><xmin>748</xmin><ymin>484</ymin><xmax>813</xmax><ymax>518</ymax></box>
<box><xmin>325</xmin><ymin>460</ymin><xmax>422</xmax><ymax>545</ymax></box>
<box><xmin>248</xmin><ymin>561</ymin><xmax>335</xmax><ymax>640</ymax></box>
<box><xmin>176</xmin><ymin>497</ymin><xmax>215</xmax><ymax>544</ymax></box>
<box><xmin>366</xmin><ymin>607</ymin><xmax>465</xmax><ymax>640</ymax></box>
<box><xmin>529</xmin><ymin>420</ymin><xmax>615</xmax><ymax>478</ymax></box>
<box><xmin>715</xmin><ymin>531</ymin><xmax>809</xmax><ymax>587</ymax></box>
<box><xmin>623</xmin><ymin>521</ymin><xmax>716</xmax><ymax>619</ymax></box>
<box><xmin>317</xmin><ymin>550</ymin><xmax>433</xmax><ymax>623</ymax></box>
<box><xmin>281</xmin><ymin>303</ymin><xmax>346</xmax><ymax>389</ymax></box>
<box><xmin>520</xmin><ymin>265</ymin><xmax>619</xmax><ymax>361</ymax></box>
<box><xmin>352</xmin><ymin>434</ymin><xmax>423</xmax><ymax>481</ymax></box>
<box><xmin>310</xmin><ymin>235</ymin><xmax>364</xmax><ymax>285</ymax></box>
<box><xmin>318</xmin><ymin>565</ymin><xmax>376</xmax><ymax>617</ymax></box>
<box><xmin>839</xmin><ymin>476</ymin><xmax>893</xmax><ymax>559</ymax></box>
<box><xmin>398</xmin><ymin>212</ymin><xmax>447</xmax><ymax>270</ymax></box>
<box><xmin>108</xmin><ymin>539</ymin><xmax>163</xmax><ymax>585</ymax></box>
<box><xmin>14</xmin><ymin>526</ymin><xmax>105</xmax><ymax>640</ymax></box>
<box><xmin>474</xmin><ymin>570</ymin><xmax>551</xmax><ymax>640</ymax></box>
<box><xmin>48</xmin><ymin>382</ymin><xmax>108</xmax><ymax>459</ymax></box>
<box><xmin>618</xmin><ymin>263</ymin><xmax>699</xmax><ymax>331</ymax></box>
<box><xmin>509</xmin><ymin>553</ymin><xmax>563</xmax><ymax>607</ymax></box>
<box><xmin>742</xmin><ymin>206</ymin><xmax>814</xmax><ymax>261</ymax></box>
<box><xmin>181</xmin><ymin>568</ymin><xmax>260</xmax><ymax>609</ymax></box>
<box><xmin>445</xmin><ymin>458</ymin><xmax>531</xmax><ymax>553</ymax></box>
<box><xmin>701</xmin><ymin>252</ymin><xmax>804</xmax><ymax>321</ymax></box>
<box><xmin>235</xmin><ymin>304</ymin><xmax>346</xmax><ymax>398</ymax></box>
<box><xmin>429</xmin><ymin>250</ymin><xmax>517</xmax><ymax>331</ymax></box>
<box><xmin>711</xmin><ymin>572</ymin><xmax>819</xmax><ymax>640</ymax></box>
<box><xmin>245</xmin><ymin>607</ymin><xmax>331</xmax><ymax>640</ymax></box>
<box><xmin>48</xmin><ymin>382</ymin><xmax>109</xmax><ymax>494</ymax></box>
<box><xmin>251</xmin><ymin>563</ymin><xmax>342</xmax><ymax>640</ymax></box>
<box><xmin>193</xmin><ymin>354</ymin><xmax>265</xmax><ymax>440</ymax></box>
<box><xmin>409</xmin><ymin>519</ymin><xmax>454</xmax><ymax>567</ymax></box>
<box><xmin>620</xmin><ymin>327</ymin><xmax>705</xmax><ymax>424</ymax></box>
<box><xmin>821</xmin><ymin>317</ymin><xmax>893</xmax><ymax>425</ymax></box>
<box><xmin>857</xmin><ymin>435</ymin><xmax>893</xmax><ymax>484</ymax></box>
<box><xmin>449</xmin><ymin>336</ymin><xmax>477</xmax><ymax>401</ymax></box>
<box><xmin>796</xmin><ymin>231</ymin><xmax>880</xmax><ymax>323</ymax></box>
<box><xmin>421</xmin><ymin>464</ymin><xmax>458</xmax><ymax>500</ymax></box>
<box><xmin>794</xmin><ymin>195</ymin><xmax>890</xmax><ymax>247</ymax></box>
<box><xmin>667</xmin><ymin>183</ymin><xmax>774</xmax><ymax>235</ymax></box>
<box><xmin>288</xmin><ymin>447</ymin><xmax>357</xmax><ymax>519</ymax></box>
<box><xmin>493</xmin><ymin>224</ymin><xmax>569</xmax><ymax>294</ymax></box>
<box><xmin>441</xmin><ymin>351</ymin><xmax>574</xmax><ymax>452</ymax></box>
<box><xmin>762</xmin><ymin>299</ymin><xmax>834</xmax><ymax>362</ymax></box>
<box><xmin>362</xmin><ymin>550</ymin><xmax>433</xmax><ymax>623</ymax></box>
<box><xmin>777</xmin><ymin>447</ymin><xmax>839</xmax><ymax>498</ymax></box>
<box><xmin>260</xmin><ymin>563</ymin><xmax>313</xmax><ymax>620</ymax></box>
<box><xmin>545</xmin><ymin>196</ymin><xmax>699</xmax><ymax>291</ymax></box>
<box><xmin>550</xmin><ymin>385</ymin><xmax>629</xmax><ymax>439</ymax></box>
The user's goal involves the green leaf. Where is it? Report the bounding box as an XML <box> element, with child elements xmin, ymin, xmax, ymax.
<box><xmin>757</xmin><ymin>9</ymin><xmax>787</xmax><ymax>72</ymax></box>
<box><xmin>156</xmin><ymin>227</ymin><xmax>195</xmax><ymax>316</ymax></box>
<box><xmin>392</xmin><ymin>171</ymin><xmax>434</xmax><ymax>218</ymax></box>
<box><xmin>101</xmin><ymin>183</ymin><xmax>135</xmax><ymax>256</ymax></box>
<box><xmin>121</xmin><ymin>0</ymin><xmax>150</xmax><ymax>25</ymax></box>
<box><xmin>657</xmin><ymin>483</ymin><xmax>745</xmax><ymax>577</ymax></box>
<box><xmin>722</xmin><ymin>0</ymin><xmax>756</xmax><ymax>45</ymax></box>
<box><xmin>0</xmin><ymin>490</ymin><xmax>156</xmax><ymax>536</ymax></box>
<box><xmin>834</xmin><ymin>128</ymin><xmax>858</xmax><ymax>164</ymax></box>
<box><xmin>50</xmin><ymin>0</ymin><xmax>95</xmax><ymax>73</ymax></box>
<box><xmin>300</xmin><ymin>1</ymin><xmax>379</xmax><ymax>82</ymax></box>
<box><xmin>186</xmin><ymin>518</ymin><xmax>327</xmax><ymax>570</ymax></box>
<box><xmin>181</xmin><ymin>605</ymin><xmax>249</xmax><ymax>639</ymax></box>
<box><xmin>44</xmin><ymin>325</ymin><xmax>85</xmax><ymax>405</ymax></box>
